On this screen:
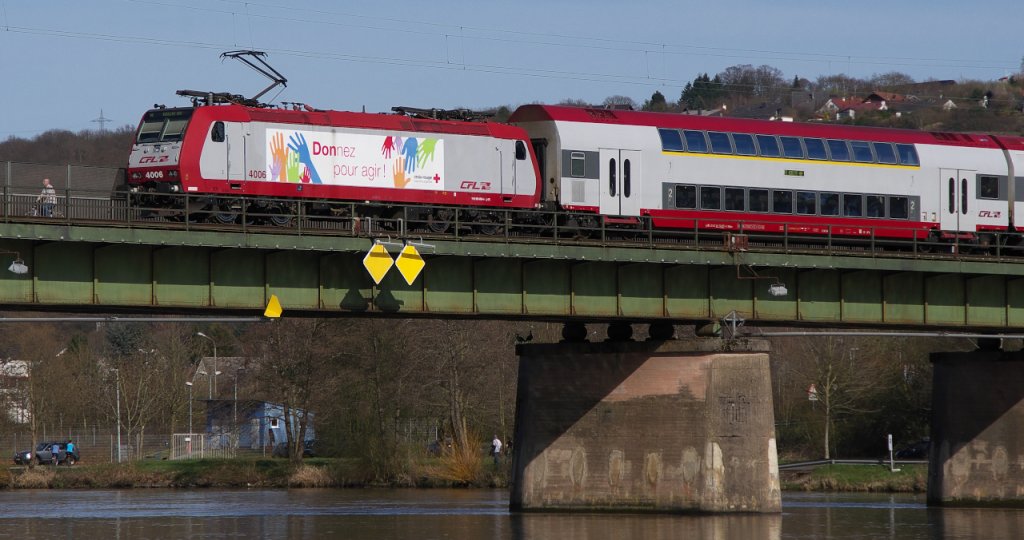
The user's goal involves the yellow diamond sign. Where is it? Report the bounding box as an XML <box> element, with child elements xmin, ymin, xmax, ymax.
<box><xmin>363</xmin><ymin>243</ymin><xmax>394</xmax><ymax>284</ymax></box>
<box><xmin>395</xmin><ymin>244</ymin><xmax>425</xmax><ymax>285</ymax></box>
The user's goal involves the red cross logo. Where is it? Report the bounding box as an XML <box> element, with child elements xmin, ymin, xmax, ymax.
<box><xmin>433</xmin><ymin>174</ymin><xmax>441</xmax><ymax>183</ymax></box>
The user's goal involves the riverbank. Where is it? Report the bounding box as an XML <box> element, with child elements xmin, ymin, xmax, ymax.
<box><xmin>1</xmin><ymin>457</ymin><xmax>510</xmax><ymax>490</ymax></box>
<box><xmin>781</xmin><ymin>464</ymin><xmax>927</xmax><ymax>493</ymax></box>
<box><xmin>3</xmin><ymin>459</ymin><xmax>926</xmax><ymax>492</ymax></box>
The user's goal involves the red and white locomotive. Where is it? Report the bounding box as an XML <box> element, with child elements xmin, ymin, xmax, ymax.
<box><xmin>127</xmin><ymin>96</ymin><xmax>1024</xmax><ymax>246</ymax></box>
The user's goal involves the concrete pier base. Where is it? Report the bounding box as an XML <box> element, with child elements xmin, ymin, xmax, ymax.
<box><xmin>928</xmin><ymin>350</ymin><xmax>1024</xmax><ymax>507</ymax></box>
<box><xmin>510</xmin><ymin>339</ymin><xmax>780</xmax><ymax>513</ymax></box>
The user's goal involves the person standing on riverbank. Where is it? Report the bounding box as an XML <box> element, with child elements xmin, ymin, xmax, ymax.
<box><xmin>491</xmin><ymin>435</ymin><xmax>502</xmax><ymax>465</ymax></box>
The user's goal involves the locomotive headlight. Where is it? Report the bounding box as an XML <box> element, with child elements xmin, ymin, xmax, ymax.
<box><xmin>170</xmin><ymin>185</ymin><xmax>180</xmax><ymax>193</ymax></box>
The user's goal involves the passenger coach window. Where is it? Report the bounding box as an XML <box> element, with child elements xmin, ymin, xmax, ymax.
<box><xmin>843</xmin><ymin>194</ymin><xmax>862</xmax><ymax>216</ymax></box>
<box><xmin>701</xmin><ymin>186</ymin><xmax>722</xmax><ymax>210</ymax></box>
<box><xmin>873</xmin><ymin>143</ymin><xmax>897</xmax><ymax>164</ymax></box>
<box><xmin>570</xmin><ymin>152</ymin><xmax>586</xmax><ymax>177</ymax></box>
<box><xmin>796</xmin><ymin>192</ymin><xmax>817</xmax><ymax>214</ymax></box>
<box><xmin>732</xmin><ymin>134</ymin><xmax>757</xmax><ymax>156</ymax></box>
<box><xmin>708</xmin><ymin>132</ymin><xmax>733</xmax><ymax>154</ymax></box>
<box><xmin>780</xmin><ymin>137</ymin><xmax>804</xmax><ymax>159</ymax></box>
<box><xmin>757</xmin><ymin>135</ymin><xmax>781</xmax><ymax>157</ymax></box>
<box><xmin>979</xmin><ymin>176</ymin><xmax>999</xmax><ymax>199</ymax></box>
<box><xmin>675</xmin><ymin>185</ymin><xmax>697</xmax><ymax>209</ymax></box>
<box><xmin>211</xmin><ymin>121</ymin><xmax>225</xmax><ymax>142</ymax></box>
<box><xmin>659</xmin><ymin>129</ymin><xmax>684</xmax><ymax>151</ymax></box>
<box><xmin>851</xmin><ymin>141</ymin><xmax>874</xmax><ymax>163</ymax></box>
<box><xmin>889</xmin><ymin>196</ymin><xmax>909</xmax><ymax>219</ymax></box>
<box><xmin>773</xmin><ymin>190</ymin><xmax>794</xmax><ymax>213</ymax></box>
<box><xmin>684</xmin><ymin>131</ymin><xmax>709</xmax><ymax>153</ymax></box>
<box><xmin>866</xmin><ymin>195</ymin><xmax>885</xmax><ymax>217</ymax></box>
<box><xmin>725</xmin><ymin>187</ymin><xmax>745</xmax><ymax>210</ymax></box>
<box><xmin>896</xmin><ymin>144</ymin><xmax>919</xmax><ymax>166</ymax></box>
<box><xmin>820</xmin><ymin>193</ymin><xmax>839</xmax><ymax>216</ymax></box>
<box><xmin>827</xmin><ymin>140</ymin><xmax>850</xmax><ymax>161</ymax></box>
<box><xmin>749</xmin><ymin>189</ymin><xmax>769</xmax><ymax>212</ymax></box>
<box><xmin>804</xmin><ymin>138</ymin><xmax>827</xmax><ymax>160</ymax></box>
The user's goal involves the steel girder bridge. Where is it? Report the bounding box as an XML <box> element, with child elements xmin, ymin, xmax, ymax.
<box><xmin>2</xmin><ymin>219</ymin><xmax>1024</xmax><ymax>333</ymax></box>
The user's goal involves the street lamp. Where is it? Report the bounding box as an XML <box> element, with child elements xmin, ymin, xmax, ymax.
<box><xmin>185</xmin><ymin>381</ymin><xmax>193</xmax><ymax>435</ymax></box>
<box><xmin>1</xmin><ymin>250</ymin><xmax>28</xmax><ymax>274</ymax></box>
<box><xmin>195</xmin><ymin>332</ymin><xmax>219</xmax><ymax>399</ymax></box>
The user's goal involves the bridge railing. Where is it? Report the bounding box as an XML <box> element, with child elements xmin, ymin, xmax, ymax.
<box><xmin>1</xmin><ymin>165</ymin><xmax>1022</xmax><ymax>261</ymax></box>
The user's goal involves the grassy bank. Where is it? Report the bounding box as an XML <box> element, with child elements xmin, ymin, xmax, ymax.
<box><xmin>1</xmin><ymin>456</ymin><xmax>511</xmax><ymax>490</ymax></box>
<box><xmin>781</xmin><ymin>464</ymin><xmax>928</xmax><ymax>493</ymax></box>
<box><xmin>3</xmin><ymin>459</ymin><xmax>923</xmax><ymax>492</ymax></box>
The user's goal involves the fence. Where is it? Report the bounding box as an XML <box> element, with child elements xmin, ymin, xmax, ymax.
<box><xmin>2</xmin><ymin>426</ymin><xmax>283</xmax><ymax>465</ymax></box>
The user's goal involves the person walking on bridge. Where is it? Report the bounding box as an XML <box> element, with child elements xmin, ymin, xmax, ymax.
<box><xmin>37</xmin><ymin>178</ymin><xmax>56</xmax><ymax>217</ymax></box>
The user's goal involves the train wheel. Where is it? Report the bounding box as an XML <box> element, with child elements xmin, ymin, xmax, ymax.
<box><xmin>475</xmin><ymin>213</ymin><xmax>504</xmax><ymax>236</ymax></box>
<box><xmin>210</xmin><ymin>208</ymin><xmax>237</xmax><ymax>224</ymax></box>
<box><xmin>427</xmin><ymin>208</ymin><xmax>454</xmax><ymax>234</ymax></box>
<box><xmin>267</xmin><ymin>204</ymin><xmax>296</xmax><ymax>227</ymax></box>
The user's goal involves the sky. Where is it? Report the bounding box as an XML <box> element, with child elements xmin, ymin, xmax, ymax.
<box><xmin>1</xmin><ymin>0</ymin><xmax>1021</xmax><ymax>137</ymax></box>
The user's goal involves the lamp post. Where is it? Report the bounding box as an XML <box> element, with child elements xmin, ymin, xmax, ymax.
<box><xmin>196</xmin><ymin>332</ymin><xmax>218</xmax><ymax>399</ymax></box>
<box><xmin>185</xmin><ymin>381</ymin><xmax>193</xmax><ymax>435</ymax></box>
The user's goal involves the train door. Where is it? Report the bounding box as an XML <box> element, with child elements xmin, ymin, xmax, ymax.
<box><xmin>599</xmin><ymin>149</ymin><xmax>643</xmax><ymax>216</ymax></box>
<box><xmin>939</xmin><ymin>168</ymin><xmax>977</xmax><ymax>232</ymax></box>
<box><xmin>225</xmin><ymin>122</ymin><xmax>246</xmax><ymax>182</ymax></box>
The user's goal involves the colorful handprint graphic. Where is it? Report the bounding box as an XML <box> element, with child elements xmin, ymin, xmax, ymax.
<box><xmin>287</xmin><ymin>132</ymin><xmax>323</xmax><ymax>184</ymax></box>
<box><xmin>417</xmin><ymin>138</ymin><xmax>438</xmax><ymax>168</ymax></box>
<box><xmin>286</xmin><ymin>150</ymin><xmax>301</xmax><ymax>183</ymax></box>
<box><xmin>401</xmin><ymin>137</ymin><xmax>419</xmax><ymax>174</ymax></box>
<box><xmin>393</xmin><ymin>157</ymin><xmax>411</xmax><ymax>189</ymax></box>
<box><xmin>269</xmin><ymin>133</ymin><xmax>288</xmax><ymax>182</ymax></box>
<box><xmin>381</xmin><ymin>136</ymin><xmax>396</xmax><ymax>159</ymax></box>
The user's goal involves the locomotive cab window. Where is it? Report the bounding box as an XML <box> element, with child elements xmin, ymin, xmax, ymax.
<box><xmin>211</xmin><ymin>121</ymin><xmax>225</xmax><ymax>143</ymax></box>
<box><xmin>137</xmin><ymin>108</ymin><xmax>193</xmax><ymax>143</ymax></box>
<box><xmin>978</xmin><ymin>176</ymin><xmax>999</xmax><ymax>199</ymax></box>
<box><xmin>675</xmin><ymin>185</ymin><xmax>697</xmax><ymax>209</ymax></box>
<box><xmin>827</xmin><ymin>140</ymin><xmax>851</xmax><ymax>161</ymax></box>
<box><xmin>804</xmin><ymin>138</ymin><xmax>827</xmax><ymax>160</ymax></box>
<box><xmin>515</xmin><ymin>141</ymin><xmax>527</xmax><ymax>160</ymax></box>
<box><xmin>659</xmin><ymin>129</ymin><xmax>684</xmax><ymax>151</ymax></box>
<box><xmin>732</xmin><ymin>134</ymin><xmax>757</xmax><ymax>156</ymax></box>
<box><xmin>780</xmin><ymin>137</ymin><xmax>804</xmax><ymax>159</ymax></box>
<box><xmin>749</xmin><ymin>189</ymin><xmax>770</xmax><ymax>212</ymax></box>
<box><xmin>570</xmin><ymin>152</ymin><xmax>586</xmax><ymax>177</ymax></box>
<box><xmin>756</xmin><ymin>135</ymin><xmax>781</xmax><ymax>157</ymax></box>
<box><xmin>708</xmin><ymin>132</ymin><xmax>733</xmax><ymax>154</ymax></box>
<box><xmin>683</xmin><ymin>131</ymin><xmax>709</xmax><ymax>153</ymax></box>
<box><xmin>701</xmin><ymin>186</ymin><xmax>722</xmax><ymax>210</ymax></box>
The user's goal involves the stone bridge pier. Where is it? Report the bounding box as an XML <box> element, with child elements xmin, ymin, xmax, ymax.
<box><xmin>929</xmin><ymin>349</ymin><xmax>1024</xmax><ymax>507</ymax></box>
<box><xmin>510</xmin><ymin>339</ymin><xmax>780</xmax><ymax>513</ymax></box>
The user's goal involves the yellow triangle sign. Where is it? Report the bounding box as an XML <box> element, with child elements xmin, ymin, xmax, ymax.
<box><xmin>395</xmin><ymin>244</ymin><xmax>426</xmax><ymax>285</ymax></box>
<box><xmin>363</xmin><ymin>243</ymin><xmax>394</xmax><ymax>284</ymax></box>
<box><xmin>264</xmin><ymin>294</ymin><xmax>283</xmax><ymax>318</ymax></box>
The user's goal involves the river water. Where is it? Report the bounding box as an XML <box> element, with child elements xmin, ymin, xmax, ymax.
<box><xmin>1</xmin><ymin>488</ymin><xmax>1023</xmax><ymax>539</ymax></box>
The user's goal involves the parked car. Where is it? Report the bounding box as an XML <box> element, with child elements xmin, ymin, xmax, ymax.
<box><xmin>12</xmin><ymin>441</ymin><xmax>80</xmax><ymax>466</ymax></box>
<box><xmin>271</xmin><ymin>440</ymin><xmax>316</xmax><ymax>458</ymax></box>
<box><xmin>895</xmin><ymin>439</ymin><xmax>930</xmax><ymax>460</ymax></box>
